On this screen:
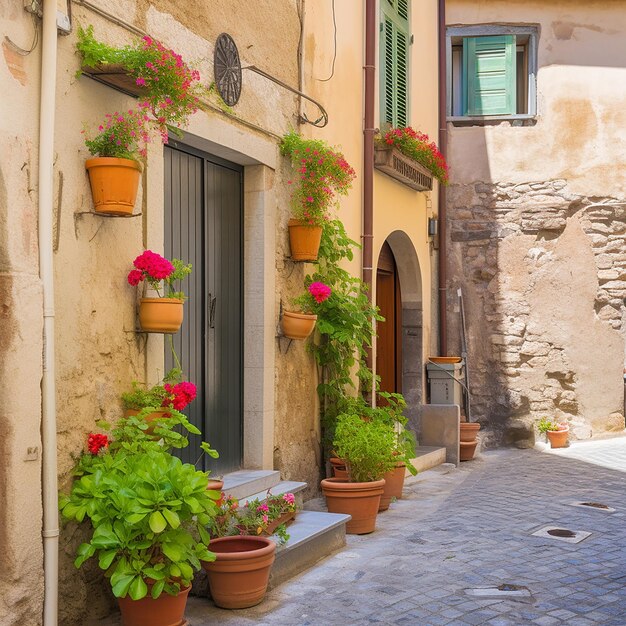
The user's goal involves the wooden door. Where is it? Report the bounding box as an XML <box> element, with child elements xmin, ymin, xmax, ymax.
<box><xmin>376</xmin><ymin>242</ymin><xmax>402</xmax><ymax>395</ymax></box>
<box><xmin>164</xmin><ymin>142</ymin><xmax>243</xmax><ymax>473</ymax></box>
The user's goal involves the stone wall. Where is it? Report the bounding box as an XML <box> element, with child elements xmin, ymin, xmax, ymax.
<box><xmin>447</xmin><ymin>180</ymin><xmax>626</xmax><ymax>446</ymax></box>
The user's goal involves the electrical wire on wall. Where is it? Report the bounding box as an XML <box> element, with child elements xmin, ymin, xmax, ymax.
<box><xmin>5</xmin><ymin>13</ymin><xmax>40</xmax><ymax>55</ymax></box>
<box><xmin>317</xmin><ymin>0</ymin><xmax>337</xmax><ymax>82</ymax></box>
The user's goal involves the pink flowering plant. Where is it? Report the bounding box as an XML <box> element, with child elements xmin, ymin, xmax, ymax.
<box><xmin>208</xmin><ymin>491</ymin><xmax>297</xmax><ymax>545</ymax></box>
<box><xmin>291</xmin><ymin>280</ymin><xmax>332</xmax><ymax>315</ymax></box>
<box><xmin>83</xmin><ymin>108</ymin><xmax>152</xmax><ymax>160</ymax></box>
<box><xmin>281</xmin><ymin>131</ymin><xmax>356</xmax><ymax>227</ymax></box>
<box><xmin>379</xmin><ymin>127</ymin><xmax>449</xmax><ymax>184</ymax></box>
<box><xmin>127</xmin><ymin>250</ymin><xmax>192</xmax><ymax>300</ymax></box>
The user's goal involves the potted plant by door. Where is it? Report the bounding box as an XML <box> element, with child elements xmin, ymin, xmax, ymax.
<box><xmin>59</xmin><ymin>431</ymin><xmax>220</xmax><ymax>626</ymax></box>
<box><xmin>128</xmin><ymin>250</ymin><xmax>192</xmax><ymax>333</ymax></box>
<box><xmin>201</xmin><ymin>491</ymin><xmax>296</xmax><ymax>608</ymax></box>
<box><xmin>320</xmin><ymin>412</ymin><xmax>396</xmax><ymax>534</ymax></box>
<box><xmin>280</xmin><ymin>131</ymin><xmax>356</xmax><ymax>261</ymax></box>
<box><xmin>537</xmin><ymin>416</ymin><xmax>569</xmax><ymax>449</ymax></box>
<box><xmin>282</xmin><ymin>280</ymin><xmax>331</xmax><ymax>340</ymax></box>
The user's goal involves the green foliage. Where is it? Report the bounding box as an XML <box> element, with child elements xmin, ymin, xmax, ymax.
<box><xmin>332</xmin><ymin>413</ymin><xmax>397</xmax><ymax>483</ymax></box>
<box><xmin>121</xmin><ymin>369</ymin><xmax>182</xmax><ymax>410</ymax></box>
<box><xmin>59</xmin><ymin>447</ymin><xmax>218</xmax><ymax>600</ymax></box>
<box><xmin>166</xmin><ymin>259</ymin><xmax>193</xmax><ymax>300</ymax></box>
<box><xmin>280</xmin><ymin>131</ymin><xmax>356</xmax><ymax>227</ymax></box>
<box><xmin>536</xmin><ymin>416</ymin><xmax>566</xmax><ymax>434</ymax></box>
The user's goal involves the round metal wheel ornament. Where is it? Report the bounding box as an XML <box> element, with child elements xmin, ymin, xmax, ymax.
<box><xmin>214</xmin><ymin>33</ymin><xmax>242</xmax><ymax>107</ymax></box>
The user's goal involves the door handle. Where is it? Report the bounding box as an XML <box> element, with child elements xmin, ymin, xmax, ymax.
<box><xmin>209</xmin><ymin>293</ymin><xmax>217</xmax><ymax>329</ymax></box>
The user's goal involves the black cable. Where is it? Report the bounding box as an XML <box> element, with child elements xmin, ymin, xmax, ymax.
<box><xmin>318</xmin><ymin>0</ymin><xmax>337</xmax><ymax>82</ymax></box>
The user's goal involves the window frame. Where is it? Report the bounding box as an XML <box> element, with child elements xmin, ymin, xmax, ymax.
<box><xmin>446</xmin><ymin>24</ymin><xmax>539</xmax><ymax>123</ymax></box>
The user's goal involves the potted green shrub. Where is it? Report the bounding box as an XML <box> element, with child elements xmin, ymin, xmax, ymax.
<box><xmin>201</xmin><ymin>491</ymin><xmax>297</xmax><ymax>609</ymax></box>
<box><xmin>280</xmin><ymin>131</ymin><xmax>356</xmax><ymax>261</ymax></box>
<box><xmin>59</xmin><ymin>425</ymin><xmax>219</xmax><ymax>626</ymax></box>
<box><xmin>282</xmin><ymin>280</ymin><xmax>332</xmax><ymax>340</ymax></box>
<box><xmin>537</xmin><ymin>416</ymin><xmax>569</xmax><ymax>449</ymax></box>
<box><xmin>320</xmin><ymin>412</ymin><xmax>396</xmax><ymax>534</ymax></box>
<box><xmin>127</xmin><ymin>250</ymin><xmax>192</xmax><ymax>333</ymax></box>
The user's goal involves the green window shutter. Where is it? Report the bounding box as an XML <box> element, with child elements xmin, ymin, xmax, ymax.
<box><xmin>380</xmin><ymin>1</ymin><xmax>410</xmax><ymax>127</ymax></box>
<box><xmin>463</xmin><ymin>35</ymin><xmax>516</xmax><ymax>115</ymax></box>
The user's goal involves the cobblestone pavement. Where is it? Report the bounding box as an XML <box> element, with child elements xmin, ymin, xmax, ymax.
<box><xmin>95</xmin><ymin>441</ymin><xmax>626</xmax><ymax>625</ymax></box>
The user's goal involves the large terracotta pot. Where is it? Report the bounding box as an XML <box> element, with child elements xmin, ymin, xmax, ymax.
<box><xmin>85</xmin><ymin>157</ymin><xmax>141</xmax><ymax>216</ymax></box>
<box><xmin>547</xmin><ymin>426</ymin><xmax>569</xmax><ymax>449</ymax></box>
<box><xmin>139</xmin><ymin>298</ymin><xmax>184</xmax><ymax>333</ymax></box>
<box><xmin>288</xmin><ymin>219</ymin><xmax>323</xmax><ymax>261</ymax></box>
<box><xmin>379</xmin><ymin>463</ymin><xmax>406</xmax><ymax>512</ymax></box>
<box><xmin>117</xmin><ymin>584</ymin><xmax>190</xmax><ymax>626</ymax></box>
<box><xmin>459</xmin><ymin>441</ymin><xmax>478</xmax><ymax>461</ymax></box>
<box><xmin>460</xmin><ymin>422</ymin><xmax>480</xmax><ymax>461</ymax></box>
<box><xmin>281</xmin><ymin>310</ymin><xmax>317</xmax><ymax>340</ymax></box>
<box><xmin>202</xmin><ymin>536</ymin><xmax>276</xmax><ymax>609</ymax></box>
<box><xmin>321</xmin><ymin>477</ymin><xmax>385</xmax><ymax>535</ymax></box>
<box><xmin>460</xmin><ymin>422</ymin><xmax>480</xmax><ymax>442</ymax></box>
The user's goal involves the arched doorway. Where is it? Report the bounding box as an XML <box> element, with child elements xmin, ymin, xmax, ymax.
<box><xmin>375</xmin><ymin>232</ymin><xmax>424</xmax><ymax>433</ymax></box>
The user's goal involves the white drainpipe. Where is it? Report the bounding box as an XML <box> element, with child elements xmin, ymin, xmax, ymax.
<box><xmin>39</xmin><ymin>0</ymin><xmax>59</xmax><ymax>624</ymax></box>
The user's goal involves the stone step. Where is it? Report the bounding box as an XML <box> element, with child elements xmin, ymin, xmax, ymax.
<box><xmin>238</xmin><ymin>480</ymin><xmax>307</xmax><ymax>508</ymax></box>
<box><xmin>220</xmin><ymin>469</ymin><xmax>281</xmax><ymax>500</ymax></box>
<box><xmin>269</xmin><ymin>510</ymin><xmax>351</xmax><ymax>589</ymax></box>
<box><xmin>409</xmin><ymin>446</ymin><xmax>447</xmax><ymax>473</ymax></box>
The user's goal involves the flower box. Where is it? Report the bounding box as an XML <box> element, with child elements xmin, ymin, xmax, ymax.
<box><xmin>374</xmin><ymin>145</ymin><xmax>433</xmax><ymax>192</ymax></box>
<box><xmin>81</xmin><ymin>63</ymin><xmax>149</xmax><ymax>99</ymax></box>
<box><xmin>262</xmin><ymin>510</ymin><xmax>297</xmax><ymax>536</ymax></box>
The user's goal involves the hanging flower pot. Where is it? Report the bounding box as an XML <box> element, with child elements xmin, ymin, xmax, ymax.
<box><xmin>85</xmin><ymin>156</ymin><xmax>142</xmax><ymax>216</ymax></box>
<box><xmin>202</xmin><ymin>536</ymin><xmax>276</xmax><ymax>609</ymax></box>
<box><xmin>288</xmin><ymin>219</ymin><xmax>323</xmax><ymax>261</ymax></box>
<box><xmin>117</xmin><ymin>584</ymin><xmax>191</xmax><ymax>626</ymax></box>
<box><xmin>139</xmin><ymin>297</ymin><xmax>184</xmax><ymax>333</ymax></box>
<box><xmin>281</xmin><ymin>310</ymin><xmax>317</xmax><ymax>340</ymax></box>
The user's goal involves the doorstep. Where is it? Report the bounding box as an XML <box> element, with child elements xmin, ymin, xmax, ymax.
<box><xmin>409</xmin><ymin>446</ymin><xmax>447</xmax><ymax>473</ymax></box>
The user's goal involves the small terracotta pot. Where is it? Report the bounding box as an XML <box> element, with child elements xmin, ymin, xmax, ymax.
<box><xmin>124</xmin><ymin>408</ymin><xmax>171</xmax><ymax>435</ymax></box>
<box><xmin>206</xmin><ymin>479</ymin><xmax>224</xmax><ymax>492</ymax></box>
<box><xmin>547</xmin><ymin>427</ymin><xmax>569</xmax><ymax>449</ymax></box>
<box><xmin>281</xmin><ymin>310</ymin><xmax>317</xmax><ymax>340</ymax></box>
<box><xmin>459</xmin><ymin>440</ymin><xmax>478</xmax><ymax>461</ymax></box>
<box><xmin>263</xmin><ymin>510</ymin><xmax>296</xmax><ymax>536</ymax></box>
<box><xmin>202</xmin><ymin>536</ymin><xmax>276</xmax><ymax>609</ymax></box>
<box><xmin>117</xmin><ymin>584</ymin><xmax>190</xmax><ymax>626</ymax></box>
<box><xmin>329</xmin><ymin>457</ymin><xmax>349</xmax><ymax>480</ymax></box>
<box><xmin>139</xmin><ymin>298</ymin><xmax>184</xmax><ymax>333</ymax></box>
<box><xmin>460</xmin><ymin>422</ymin><xmax>480</xmax><ymax>443</ymax></box>
<box><xmin>85</xmin><ymin>157</ymin><xmax>141</xmax><ymax>216</ymax></box>
<box><xmin>379</xmin><ymin>463</ymin><xmax>406</xmax><ymax>512</ymax></box>
<box><xmin>288</xmin><ymin>219</ymin><xmax>323</xmax><ymax>261</ymax></box>
<box><xmin>321</xmin><ymin>477</ymin><xmax>385</xmax><ymax>535</ymax></box>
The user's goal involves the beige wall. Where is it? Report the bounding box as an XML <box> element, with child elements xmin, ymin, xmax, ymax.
<box><xmin>446</xmin><ymin>0</ymin><xmax>626</xmax><ymax>444</ymax></box>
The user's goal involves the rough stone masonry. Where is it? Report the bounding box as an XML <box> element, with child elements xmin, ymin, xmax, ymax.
<box><xmin>447</xmin><ymin>180</ymin><xmax>626</xmax><ymax>447</ymax></box>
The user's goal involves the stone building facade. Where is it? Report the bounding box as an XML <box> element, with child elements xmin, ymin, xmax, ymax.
<box><xmin>445</xmin><ymin>0</ymin><xmax>626</xmax><ymax>446</ymax></box>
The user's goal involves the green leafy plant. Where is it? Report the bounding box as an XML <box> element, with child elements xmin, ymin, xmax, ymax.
<box><xmin>332</xmin><ymin>413</ymin><xmax>397</xmax><ymax>483</ymax></box>
<box><xmin>121</xmin><ymin>368</ymin><xmax>182</xmax><ymax>410</ymax></box>
<box><xmin>536</xmin><ymin>416</ymin><xmax>567</xmax><ymax>434</ymax></box>
<box><xmin>208</xmin><ymin>491</ymin><xmax>297</xmax><ymax>545</ymax></box>
<box><xmin>378</xmin><ymin>127</ymin><xmax>449</xmax><ymax>184</ymax></box>
<box><xmin>59</xmin><ymin>443</ymin><xmax>218</xmax><ymax>601</ymax></box>
<box><xmin>83</xmin><ymin>108</ymin><xmax>152</xmax><ymax>160</ymax></box>
<box><xmin>290</xmin><ymin>281</ymin><xmax>332</xmax><ymax>314</ymax></box>
<box><xmin>280</xmin><ymin>131</ymin><xmax>356</xmax><ymax>227</ymax></box>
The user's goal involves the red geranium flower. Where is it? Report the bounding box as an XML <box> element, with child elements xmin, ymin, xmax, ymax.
<box><xmin>87</xmin><ymin>433</ymin><xmax>109</xmax><ymax>455</ymax></box>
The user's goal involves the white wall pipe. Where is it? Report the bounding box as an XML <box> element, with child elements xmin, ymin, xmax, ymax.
<box><xmin>39</xmin><ymin>0</ymin><xmax>59</xmax><ymax>624</ymax></box>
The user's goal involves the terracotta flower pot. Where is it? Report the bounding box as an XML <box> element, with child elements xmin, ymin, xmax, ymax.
<box><xmin>320</xmin><ymin>477</ymin><xmax>385</xmax><ymax>535</ymax></box>
<box><xmin>139</xmin><ymin>298</ymin><xmax>184</xmax><ymax>333</ymax></box>
<box><xmin>547</xmin><ymin>426</ymin><xmax>569</xmax><ymax>449</ymax></box>
<box><xmin>379</xmin><ymin>462</ymin><xmax>406</xmax><ymax>512</ymax></box>
<box><xmin>206</xmin><ymin>479</ymin><xmax>224</xmax><ymax>491</ymax></box>
<box><xmin>460</xmin><ymin>422</ymin><xmax>480</xmax><ymax>442</ymax></box>
<box><xmin>459</xmin><ymin>440</ymin><xmax>478</xmax><ymax>461</ymax></box>
<box><xmin>202</xmin><ymin>536</ymin><xmax>276</xmax><ymax>609</ymax></box>
<box><xmin>329</xmin><ymin>457</ymin><xmax>349</xmax><ymax>480</ymax></box>
<box><xmin>117</xmin><ymin>584</ymin><xmax>190</xmax><ymax>626</ymax></box>
<box><xmin>124</xmin><ymin>408</ymin><xmax>171</xmax><ymax>435</ymax></box>
<box><xmin>263</xmin><ymin>510</ymin><xmax>297</xmax><ymax>536</ymax></box>
<box><xmin>85</xmin><ymin>157</ymin><xmax>141</xmax><ymax>216</ymax></box>
<box><xmin>281</xmin><ymin>310</ymin><xmax>317</xmax><ymax>340</ymax></box>
<box><xmin>288</xmin><ymin>219</ymin><xmax>323</xmax><ymax>261</ymax></box>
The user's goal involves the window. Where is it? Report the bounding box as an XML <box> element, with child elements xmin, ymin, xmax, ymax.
<box><xmin>380</xmin><ymin>0</ymin><xmax>410</xmax><ymax>127</ymax></box>
<box><xmin>447</xmin><ymin>25</ymin><xmax>538</xmax><ymax>121</ymax></box>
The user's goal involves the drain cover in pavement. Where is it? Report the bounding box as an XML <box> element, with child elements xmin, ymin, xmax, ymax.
<box><xmin>532</xmin><ymin>525</ymin><xmax>591</xmax><ymax>544</ymax></box>
<box><xmin>569</xmin><ymin>501</ymin><xmax>616</xmax><ymax>513</ymax></box>
<box><xmin>465</xmin><ymin>584</ymin><xmax>531</xmax><ymax>598</ymax></box>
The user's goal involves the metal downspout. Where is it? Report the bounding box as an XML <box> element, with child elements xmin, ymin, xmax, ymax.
<box><xmin>39</xmin><ymin>0</ymin><xmax>59</xmax><ymax>624</ymax></box>
<box><xmin>437</xmin><ymin>0</ymin><xmax>448</xmax><ymax>356</ymax></box>
<box><xmin>363</xmin><ymin>0</ymin><xmax>376</xmax><ymax>383</ymax></box>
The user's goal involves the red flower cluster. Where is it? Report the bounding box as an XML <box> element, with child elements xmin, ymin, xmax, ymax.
<box><xmin>309</xmin><ymin>282</ymin><xmax>332</xmax><ymax>304</ymax></box>
<box><xmin>383</xmin><ymin>127</ymin><xmax>449</xmax><ymax>184</ymax></box>
<box><xmin>87</xmin><ymin>433</ymin><xmax>109</xmax><ymax>455</ymax></box>
<box><xmin>127</xmin><ymin>250</ymin><xmax>175</xmax><ymax>286</ymax></box>
<box><xmin>162</xmin><ymin>381</ymin><xmax>197</xmax><ymax>411</ymax></box>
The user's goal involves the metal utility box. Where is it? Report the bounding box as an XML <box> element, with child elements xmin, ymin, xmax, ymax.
<box><xmin>426</xmin><ymin>361</ymin><xmax>464</xmax><ymax>405</ymax></box>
